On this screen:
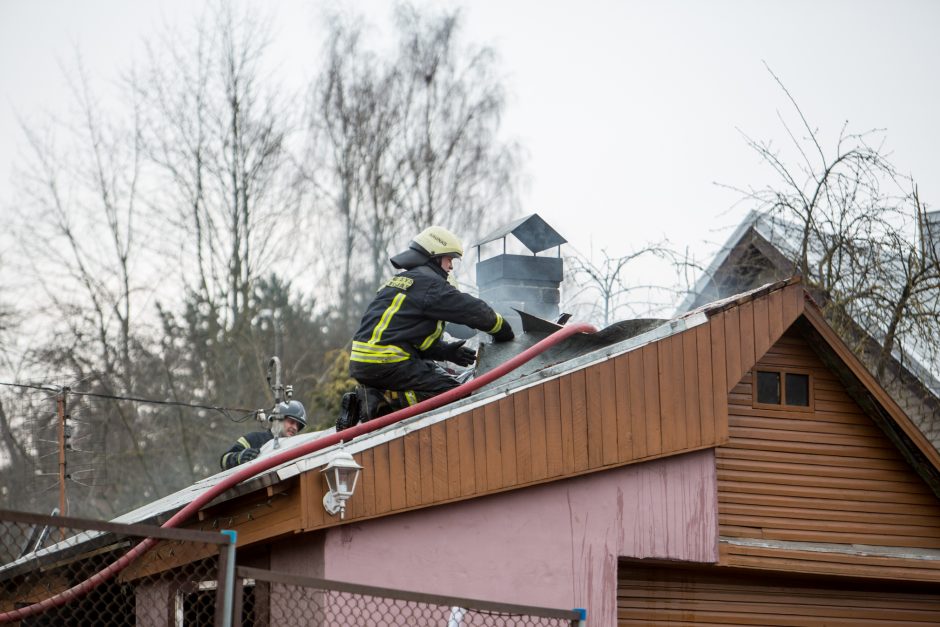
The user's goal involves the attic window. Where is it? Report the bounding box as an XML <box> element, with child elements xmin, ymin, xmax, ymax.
<box><xmin>754</xmin><ymin>370</ymin><xmax>812</xmax><ymax>410</ymax></box>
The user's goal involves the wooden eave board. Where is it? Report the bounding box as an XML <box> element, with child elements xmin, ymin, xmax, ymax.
<box><xmin>125</xmin><ymin>481</ymin><xmax>303</xmax><ymax>580</ymax></box>
<box><xmin>719</xmin><ymin>541</ymin><xmax>940</xmax><ymax>583</ymax></box>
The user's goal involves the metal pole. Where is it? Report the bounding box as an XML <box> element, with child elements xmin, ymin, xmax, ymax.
<box><xmin>217</xmin><ymin>530</ymin><xmax>237</xmax><ymax>627</ymax></box>
<box><xmin>56</xmin><ymin>387</ymin><xmax>69</xmax><ymax>517</ymax></box>
<box><xmin>573</xmin><ymin>608</ymin><xmax>587</xmax><ymax>627</ymax></box>
<box><xmin>267</xmin><ymin>357</ymin><xmax>283</xmax><ymax>404</ymax></box>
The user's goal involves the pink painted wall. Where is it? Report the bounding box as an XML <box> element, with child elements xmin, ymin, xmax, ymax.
<box><xmin>273</xmin><ymin>448</ymin><xmax>718</xmax><ymax>627</ymax></box>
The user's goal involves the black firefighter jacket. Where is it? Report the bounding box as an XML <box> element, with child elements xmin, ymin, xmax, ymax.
<box><xmin>219</xmin><ymin>431</ymin><xmax>273</xmax><ymax>470</ymax></box>
<box><xmin>350</xmin><ymin>263</ymin><xmax>508</xmax><ymax>367</ymax></box>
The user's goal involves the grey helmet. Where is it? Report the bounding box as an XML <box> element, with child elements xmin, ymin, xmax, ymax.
<box><xmin>276</xmin><ymin>400</ymin><xmax>307</xmax><ymax>429</ymax></box>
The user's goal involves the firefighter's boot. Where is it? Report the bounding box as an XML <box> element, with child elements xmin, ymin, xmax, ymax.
<box><xmin>335</xmin><ymin>391</ymin><xmax>360</xmax><ymax>432</ymax></box>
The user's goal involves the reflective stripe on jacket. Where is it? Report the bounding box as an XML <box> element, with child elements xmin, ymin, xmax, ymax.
<box><xmin>350</xmin><ymin>263</ymin><xmax>503</xmax><ymax>365</ymax></box>
<box><xmin>219</xmin><ymin>430</ymin><xmax>273</xmax><ymax>470</ymax></box>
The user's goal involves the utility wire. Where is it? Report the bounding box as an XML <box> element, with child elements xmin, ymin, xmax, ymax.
<box><xmin>0</xmin><ymin>380</ymin><xmax>258</xmax><ymax>421</ymax></box>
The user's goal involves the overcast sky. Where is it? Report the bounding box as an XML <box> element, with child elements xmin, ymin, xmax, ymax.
<box><xmin>1</xmin><ymin>0</ymin><xmax>938</xmax><ymax>273</ymax></box>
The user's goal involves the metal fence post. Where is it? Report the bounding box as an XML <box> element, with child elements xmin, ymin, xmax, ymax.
<box><xmin>231</xmin><ymin>577</ymin><xmax>245</xmax><ymax>627</ymax></box>
<box><xmin>572</xmin><ymin>607</ymin><xmax>587</xmax><ymax>627</ymax></box>
<box><xmin>216</xmin><ymin>530</ymin><xmax>238</xmax><ymax>627</ymax></box>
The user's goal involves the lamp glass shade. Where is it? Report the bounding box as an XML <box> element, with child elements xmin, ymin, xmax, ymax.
<box><xmin>321</xmin><ymin>453</ymin><xmax>363</xmax><ymax>502</ymax></box>
<box><xmin>336</xmin><ymin>468</ymin><xmax>355</xmax><ymax>494</ymax></box>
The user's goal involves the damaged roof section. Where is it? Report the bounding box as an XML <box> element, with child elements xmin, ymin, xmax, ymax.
<box><xmin>473</xmin><ymin>309</ymin><xmax>667</xmax><ymax>393</ymax></box>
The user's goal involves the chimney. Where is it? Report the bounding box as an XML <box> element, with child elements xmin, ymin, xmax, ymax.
<box><xmin>474</xmin><ymin>214</ymin><xmax>567</xmax><ymax>332</ymax></box>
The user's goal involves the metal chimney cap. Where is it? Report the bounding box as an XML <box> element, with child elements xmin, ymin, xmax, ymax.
<box><xmin>474</xmin><ymin>213</ymin><xmax>567</xmax><ymax>254</ymax></box>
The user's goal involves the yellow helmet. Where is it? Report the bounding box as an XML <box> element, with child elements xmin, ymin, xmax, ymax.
<box><xmin>412</xmin><ymin>226</ymin><xmax>464</xmax><ymax>258</ymax></box>
<box><xmin>391</xmin><ymin>226</ymin><xmax>464</xmax><ymax>269</ymax></box>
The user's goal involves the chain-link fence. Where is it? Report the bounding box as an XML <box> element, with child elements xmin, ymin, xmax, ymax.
<box><xmin>0</xmin><ymin>509</ymin><xmax>235</xmax><ymax>626</ymax></box>
<box><xmin>0</xmin><ymin>510</ymin><xmax>585</xmax><ymax>626</ymax></box>
<box><xmin>235</xmin><ymin>566</ymin><xmax>584</xmax><ymax>626</ymax></box>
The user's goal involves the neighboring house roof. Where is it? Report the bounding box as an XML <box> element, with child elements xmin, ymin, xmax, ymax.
<box><xmin>680</xmin><ymin>210</ymin><xmax>940</xmax><ymax>448</ymax></box>
<box><xmin>677</xmin><ymin>211</ymin><xmax>796</xmax><ymax>314</ymax></box>
<box><xmin>13</xmin><ymin>278</ymin><xmax>940</xmax><ymax>585</ymax></box>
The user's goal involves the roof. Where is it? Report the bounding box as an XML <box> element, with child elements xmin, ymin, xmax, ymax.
<box><xmin>9</xmin><ymin>281</ymin><xmax>766</xmax><ymax>547</ymax></box>
<box><xmin>97</xmin><ymin>279</ymin><xmax>940</xmax><ymax>510</ymax></box>
<box><xmin>16</xmin><ymin>278</ymin><xmax>940</xmax><ymax>574</ymax></box>
<box><xmin>677</xmin><ymin>210</ymin><xmax>796</xmax><ymax>313</ymax></box>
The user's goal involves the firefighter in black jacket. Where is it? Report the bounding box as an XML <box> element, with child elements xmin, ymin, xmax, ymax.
<box><xmin>220</xmin><ymin>400</ymin><xmax>307</xmax><ymax>469</ymax></box>
<box><xmin>339</xmin><ymin>226</ymin><xmax>514</xmax><ymax>430</ymax></box>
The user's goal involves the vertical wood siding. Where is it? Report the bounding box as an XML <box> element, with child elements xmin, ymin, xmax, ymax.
<box><xmin>722</xmin><ymin>282</ymin><xmax>804</xmax><ymax>392</ymax></box>
<box><xmin>718</xmin><ymin>328</ymin><xmax>940</xmax><ymax>579</ymax></box>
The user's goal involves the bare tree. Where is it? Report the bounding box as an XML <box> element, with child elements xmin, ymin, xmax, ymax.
<box><xmin>393</xmin><ymin>5</ymin><xmax>519</xmax><ymax>238</ymax></box>
<box><xmin>7</xmin><ymin>54</ymin><xmax>168</xmax><ymax>512</ymax></box>
<box><xmin>16</xmin><ymin>58</ymin><xmax>144</xmax><ymax>385</ymax></box>
<box><xmin>0</xmin><ymin>256</ymin><xmax>20</xmax><ymax>376</ymax></box>
<box><xmin>726</xmin><ymin>65</ymin><xmax>940</xmax><ymax>382</ymax></box>
<box><xmin>4</xmin><ymin>3</ymin><xmax>306</xmax><ymax>516</ymax></box>
<box><xmin>300</xmin><ymin>17</ymin><xmax>402</xmax><ymax>325</ymax></box>
<box><xmin>564</xmin><ymin>243</ymin><xmax>693</xmax><ymax>327</ymax></box>
<box><xmin>0</xmin><ymin>397</ymin><xmax>32</xmax><ymax>496</ymax></box>
<box><xmin>131</xmin><ymin>3</ymin><xmax>294</xmax><ymax>327</ymax></box>
<box><xmin>301</xmin><ymin>5</ymin><xmax>522</xmax><ymax>331</ymax></box>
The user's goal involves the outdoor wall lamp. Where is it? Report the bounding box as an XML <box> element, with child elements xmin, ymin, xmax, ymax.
<box><xmin>321</xmin><ymin>451</ymin><xmax>363</xmax><ymax>519</ymax></box>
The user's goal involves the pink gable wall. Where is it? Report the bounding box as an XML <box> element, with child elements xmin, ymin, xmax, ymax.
<box><xmin>272</xmin><ymin>448</ymin><xmax>718</xmax><ymax>626</ymax></box>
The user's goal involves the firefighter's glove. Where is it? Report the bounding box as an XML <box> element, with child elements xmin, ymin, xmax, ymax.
<box><xmin>442</xmin><ymin>340</ymin><xmax>476</xmax><ymax>367</ymax></box>
<box><xmin>237</xmin><ymin>448</ymin><xmax>260</xmax><ymax>465</ymax></box>
<box><xmin>491</xmin><ymin>321</ymin><xmax>515</xmax><ymax>343</ymax></box>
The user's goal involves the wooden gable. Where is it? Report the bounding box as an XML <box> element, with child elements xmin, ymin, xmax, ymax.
<box><xmin>718</xmin><ymin>324</ymin><xmax>940</xmax><ymax>581</ymax></box>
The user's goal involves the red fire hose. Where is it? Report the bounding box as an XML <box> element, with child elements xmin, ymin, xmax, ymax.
<box><xmin>1</xmin><ymin>323</ymin><xmax>596</xmax><ymax>623</ymax></box>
